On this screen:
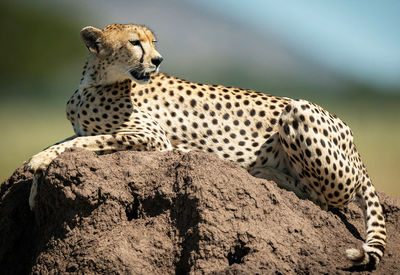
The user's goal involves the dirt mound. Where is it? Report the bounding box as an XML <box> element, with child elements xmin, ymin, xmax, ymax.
<box><xmin>1</xmin><ymin>149</ymin><xmax>399</xmax><ymax>274</ymax></box>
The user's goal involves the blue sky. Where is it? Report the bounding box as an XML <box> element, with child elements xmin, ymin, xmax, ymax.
<box><xmin>191</xmin><ymin>0</ymin><xmax>400</xmax><ymax>88</ymax></box>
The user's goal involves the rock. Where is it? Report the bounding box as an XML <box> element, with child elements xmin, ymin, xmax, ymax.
<box><xmin>1</xmin><ymin>149</ymin><xmax>399</xmax><ymax>274</ymax></box>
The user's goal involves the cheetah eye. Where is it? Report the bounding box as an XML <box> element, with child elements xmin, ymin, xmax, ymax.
<box><xmin>129</xmin><ymin>40</ymin><xmax>141</xmax><ymax>46</ymax></box>
<box><xmin>152</xmin><ymin>40</ymin><xmax>157</xmax><ymax>44</ymax></box>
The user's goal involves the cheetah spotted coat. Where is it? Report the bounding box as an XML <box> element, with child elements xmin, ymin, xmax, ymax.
<box><xmin>27</xmin><ymin>24</ymin><xmax>386</xmax><ymax>268</ymax></box>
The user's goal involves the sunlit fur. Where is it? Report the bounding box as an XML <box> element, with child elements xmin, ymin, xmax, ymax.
<box><xmin>79</xmin><ymin>24</ymin><xmax>162</xmax><ymax>87</ymax></box>
<box><xmin>28</xmin><ymin>24</ymin><xmax>386</xmax><ymax>269</ymax></box>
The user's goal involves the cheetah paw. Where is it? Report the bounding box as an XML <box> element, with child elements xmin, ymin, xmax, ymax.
<box><xmin>27</xmin><ymin>152</ymin><xmax>56</xmax><ymax>210</ymax></box>
<box><xmin>26</xmin><ymin>151</ymin><xmax>55</xmax><ymax>173</ymax></box>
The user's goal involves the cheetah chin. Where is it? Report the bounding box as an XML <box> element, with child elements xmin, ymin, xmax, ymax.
<box><xmin>129</xmin><ymin>69</ymin><xmax>151</xmax><ymax>83</ymax></box>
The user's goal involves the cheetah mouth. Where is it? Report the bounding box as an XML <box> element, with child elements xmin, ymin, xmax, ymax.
<box><xmin>129</xmin><ymin>70</ymin><xmax>151</xmax><ymax>83</ymax></box>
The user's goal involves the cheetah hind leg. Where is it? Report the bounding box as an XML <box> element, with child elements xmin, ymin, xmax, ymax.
<box><xmin>249</xmin><ymin>166</ymin><xmax>316</xmax><ymax>203</ymax></box>
<box><xmin>278</xmin><ymin>99</ymin><xmax>386</xmax><ymax>268</ymax></box>
<box><xmin>345</xmin><ymin>183</ymin><xmax>386</xmax><ymax>268</ymax></box>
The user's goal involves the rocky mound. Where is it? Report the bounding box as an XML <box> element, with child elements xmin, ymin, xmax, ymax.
<box><xmin>0</xmin><ymin>149</ymin><xmax>399</xmax><ymax>274</ymax></box>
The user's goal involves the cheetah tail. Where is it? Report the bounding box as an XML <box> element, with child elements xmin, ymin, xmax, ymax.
<box><xmin>346</xmin><ymin>180</ymin><xmax>386</xmax><ymax>268</ymax></box>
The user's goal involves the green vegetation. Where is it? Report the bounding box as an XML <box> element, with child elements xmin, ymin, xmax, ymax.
<box><xmin>0</xmin><ymin>0</ymin><xmax>86</xmax><ymax>107</ymax></box>
<box><xmin>0</xmin><ymin>101</ymin><xmax>71</xmax><ymax>179</ymax></box>
<box><xmin>0</xmin><ymin>0</ymin><xmax>83</xmax><ymax>180</ymax></box>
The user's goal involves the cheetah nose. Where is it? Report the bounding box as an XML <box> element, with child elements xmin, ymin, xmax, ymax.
<box><xmin>151</xmin><ymin>56</ymin><xmax>163</xmax><ymax>67</ymax></box>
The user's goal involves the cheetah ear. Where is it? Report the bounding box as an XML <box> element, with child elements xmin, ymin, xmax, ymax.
<box><xmin>80</xmin><ymin>26</ymin><xmax>103</xmax><ymax>54</ymax></box>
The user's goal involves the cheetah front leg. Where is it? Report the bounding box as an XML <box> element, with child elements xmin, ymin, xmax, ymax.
<box><xmin>27</xmin><ymin>132</ymin><xmax>172</xmax><ymax>210</ymax></box>
<box><xmin>27</xmin><ymin>135</ymin><xmax>77</xmax><ymax>172</ymax></box>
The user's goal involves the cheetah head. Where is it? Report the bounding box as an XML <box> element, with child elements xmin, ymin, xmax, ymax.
<box><xmin>80</xmin><ymin>24</ymin><xmax>163</xmax><ymax>84</ymax></box>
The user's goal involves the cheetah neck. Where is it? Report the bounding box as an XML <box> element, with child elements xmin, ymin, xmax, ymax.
<box><xmin>78</xmin><ymin>54</ymin><xmax>132</xmax><ymax>91</ymax></box>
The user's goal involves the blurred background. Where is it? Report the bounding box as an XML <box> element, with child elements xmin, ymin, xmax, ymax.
<box><xmin>1</xmin><ymin>0</ymin><xmax>399</xmax><ymax>197</ymax></box>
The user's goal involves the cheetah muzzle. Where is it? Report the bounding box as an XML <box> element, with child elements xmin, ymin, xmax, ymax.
<box><xmin>27</xmin><ymin>23</ymin><xmax>386</xmax><ymax>269</ymax></box>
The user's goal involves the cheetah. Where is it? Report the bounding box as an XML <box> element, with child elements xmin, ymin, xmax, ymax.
<box><xmin>27</xmin><ymin>24</ymin><xmax>386</xmax><ymax>268</ymax></box>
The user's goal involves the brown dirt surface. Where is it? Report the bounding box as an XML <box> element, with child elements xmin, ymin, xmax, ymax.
<box><xmin>0</xmin><ymin>149</ymin><xmax>399</xmax><ymax>274</ymax></box>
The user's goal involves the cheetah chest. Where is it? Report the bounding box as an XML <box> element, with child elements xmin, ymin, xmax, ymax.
<box><xmin>67</xmin><ymin>83</ymin><xmax>135</xmax><ymax>136</ymax></box>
